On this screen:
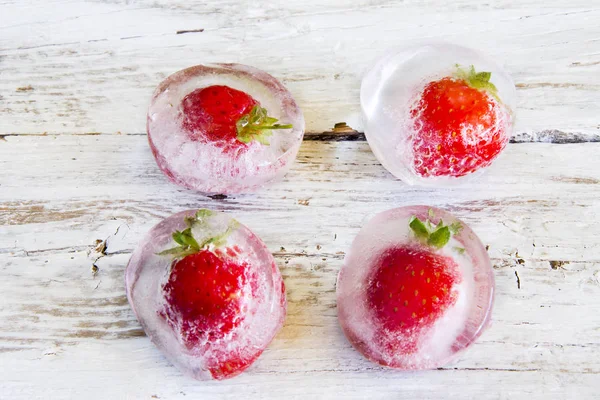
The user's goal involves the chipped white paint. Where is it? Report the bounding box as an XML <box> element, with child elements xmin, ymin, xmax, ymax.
<box><xmin>1</xmin><ymin>1</ymin><xmax>600</xmax><ymax>399</ymax></box>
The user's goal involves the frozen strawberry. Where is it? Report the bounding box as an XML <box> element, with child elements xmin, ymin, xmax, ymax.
<box><xmin>410</xmin><ymin>66</ymin><xmax>508</xmax><ymax>177</ymax></box>
<box><xmin>147</xmin><ymin>64</ymin><xmax>305</xmax><ymax>194</ymax></box>
<box><xmin>361</xmin><ymin>44</ymin><xmax>515</xmax><ymax>186</ymax></box>
<box><xmin>156</xmin><ymin>211</ymin><xmax>262</xmax><ymax>379</ymax></box>
<box><xmin>337</xmin><ymin>206</ymin><xmax>495</xmax><ymax>370</ymax></box>
<box><xmin>366</xmin><ymin>215</ymin><xmax>462</xmax><ymax>356</ymax></box>
<box><xmin>181</xmin><ymin>85</ymin><xmax>292</xmax><ymax>149</ymax></box>
<box><xmin>161</xmin><ymin>250</ymin><xmax>250</xmax><ymax>345</ymax></box>
<box><xmin>161</xmin><ymin>246</ymin><xmax>262</xmax><ymax>379</ymax></box>
<box><xmin>367</xmin><ymin>246</ymin><xmax>460</xmax><ymax>353</ymax></box>
<box><xmin>207</xmin><ymin>350</ymin><xmax>262</xmax><ymax>380</ymax></box>
<box><xmin>125</xmin><ymin>209</ymin><xmax>286</xmax><ymax>380</ymax></box>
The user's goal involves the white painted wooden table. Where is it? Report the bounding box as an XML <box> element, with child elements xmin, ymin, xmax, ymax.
<box><xmin>1</xmin><ymin>1</ymin><xmax>600</xmax><ymax>399</ymax></box>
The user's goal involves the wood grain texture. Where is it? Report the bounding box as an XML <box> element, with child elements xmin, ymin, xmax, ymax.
<box><xmin>1</xmin><ymin>0</ymin><xmax>600</xmax><ymax>139</ymax></box>
<box><xmin>1</xmin><ymin>135</ymin><xmax>600</xmax><ymax>399</ymax></box>
<box><xmin>2</xmin><ymin>0</ymin><xmax>600</xmax><ymax>398</ymax></box>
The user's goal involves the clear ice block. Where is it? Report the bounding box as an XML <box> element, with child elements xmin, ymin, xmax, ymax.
<box><xmin>361</xmin><ymin>43</ymin><xmax>516</xmax><ymax>186</ymax></box>
<box><xmin>125</xmin><ymin>209</ymin><xmax>286</xmax><ymax>380</ymax></box>
<box><xmin>336</xmin><ymin>206</ymin><xmax>494</xmax><ymax>369</ymax></box>
<box><xmin>147</xmin><ymin>64</ymin><xmax>305</xmax><ymax>194</ymax></box>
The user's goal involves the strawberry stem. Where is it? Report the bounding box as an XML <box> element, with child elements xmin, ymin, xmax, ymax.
<box><xmin>253</xmin><ymin>123</ymin><xmax>293</xmax><ymax>130</ymax></box>
<box><xmin>236</xmin><ymin>105</ymin><xmax>293</xmax><ymax>145</ymax></box>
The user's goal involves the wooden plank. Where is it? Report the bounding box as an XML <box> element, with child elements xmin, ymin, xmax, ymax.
<box><xmin>1</xmin><ymin>135</ymin><xmax>599</xmax><ymax>398</ymax></box>
<box><xmin>1</xmin><ymin>0</ymin><xmax>599</xmax><ymax>139</ymax></box>
<box><xmin>2</xmin><ymin>0</ymin><xmax>600</xmax><ymax>397</ymax></box>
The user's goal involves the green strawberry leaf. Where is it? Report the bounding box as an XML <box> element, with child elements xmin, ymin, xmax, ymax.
<box><xmin>172</xmin><ymin>230</ymin><xmax>186</xmax><ymax>246</ymax></box>
<box><xmin>184</xmin><ymin>209</ymin><xmax>214</xmax><ymax>229</ymax></box>
<box><xmin>265</xmin><ymin>116</ymin><xmax>278</xmax><ymax>125</ymax></box>
<box><xmin>158</xmin><ymin>210</ymin><xmax>238</xmax><ymax>259</ymax></box>
<box><xmin>409</xmin><ymin>216</ymin><xmax>430</xmax><ymax>240</ymax></box>
<box><xmin>475</xmin><ymin>71</ymin><xmax>492</xmax><ymax>82</ymax></box>
<box><xmin>428</xmin><ymin>226</ymin><xmax>451</xmax><ymax>248</ymax></box>
<box><xmin>177</xmin><ymin>228</ymin><xmax>200</xmax><ymax>249</ymax></box>
<box><xmin>157</xmin><ymin>246</ymin><xmax>199</xmax><ymax>258</ymax></box>
<box><xmin>449</xmin><ymin>222</ymin><xmax>463</xmax><ymax>234</ymax></box>
<box><xmin>236</xmin><ymin>105</ymin><xmax>293</xmax><ymax>145</ymax></box>
<box><xmin>195</xmin><ymin>209</ymin><xmax>214</xmax><ymax>220</ymax></box>
<box><xmin>454</xmin><ymin>246</ymin><xmax>466</xmax><ymax>255</ymax></box>
<box><xmin>455</xmin><ymin>64</ymin><xmax>500</xmax><ymax>101</ymax></box>
<box><xmin>409</xmin><ymin>214</ymin><xmax>462</xmax><ymax>250</ymax></box>
<box><xmin>199</xmin><ymin>220</ymin><xmax>239</xmax><ymax>248</ymax></box>
<box><xmin>428</xmin><ymin>208</ymin><xmax>435</xmax><ymax>219</ymax></box>
<box><xmin>157</xmin><ymin>246</ymin><xmax>187</xmax><ymax>256</ymax></box>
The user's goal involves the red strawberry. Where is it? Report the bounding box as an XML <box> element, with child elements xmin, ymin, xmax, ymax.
<box><xmin>158</xmin><ymin>210</ymin><xmax>261</xmax><ymax>379</ymax></box>
<box><xmin>368</xmin><ymin>247</ymin><xmax>459</xmax><ymax>330</ymax></box>
<box><xmin>161</xmin><ymin>249</ymin><xmax>250</xmax><ymax>345</ymax></box>
<box><xmin>181</xmin><ymin>85</ymin><xmax>292</xmax><ymax>149</ymax></box>
<box><xmin>207</xmin><ymin>348</ymin><xmax>261</xmax><ymax>380</ymax></box>
<box><xmin>410</xmin><ymin>66</ymin><xmax>508</xmax><ymax>178</ymax></box>
<box><xmin>366</xmin><ymin>216</ymin><xmax>462</xmax><ymax>354</ymax></box>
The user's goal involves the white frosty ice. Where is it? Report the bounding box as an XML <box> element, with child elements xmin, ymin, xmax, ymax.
<box><xmin>336</xmin><ymin>206</ymin><xmax>494</xmax><ymax>369</ymax></box>
<box><xmin>361</xmin><ymin>43</ymin><xmax>516</xmax><ymax>186</ymax></box>
<box><xmin>147</xmin><ymin>64</ymin><xmax>305</xmax><ymax>194</ymax></box>
<box><xmin>125</xmin><ymin>210</ymin><xmax>286</xmax><ymax>380</ymax></box>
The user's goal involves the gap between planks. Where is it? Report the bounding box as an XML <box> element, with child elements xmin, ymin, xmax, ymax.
<box><xmin>1</xmin><ymin>129</ymin><xmax>600</xmax><ymax>144</ymax></box>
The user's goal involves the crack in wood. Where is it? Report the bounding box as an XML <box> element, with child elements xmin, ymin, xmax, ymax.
<box><xmin>5</xmin><ymin>243</ymin><xmax>598</xmax><ymax>266</ymax></box>
<box><xmin>2</xmin><ymin>129</ymin><xmax>599</xmax><ymax>144</ymax></box>
<box><xmin>15</xmin><ymin>85</ymin><xmax>34</xmax><ymax>92</ymax></box>
<box><xmin>3</xmin><ymin>246</ymin><xmax>351</xmax><ymax>262</ymax></box>
<box><xmin>551</xmin><ymin>176</ymin><xmax>600</xmax><ymax>185</ymax></box>
<box><xmin>260</xmin><ymin>366</ymin><xmax>591</xmax><ymax>374</ymax></box>
<box><xmin>303</xmin><ymin>129</ymin><xmax>600</xmax><ymax>144</ymax></box>
<box><xmin>10</xmin><ymin>41</ymin><xmax>79</xmax><ymax>51</ymax></box>
<box><xmin>516</xmin><ymin>82</ymin><xmax>598</xmax><ymax>90</ymax></box>
<box><xmin>440</xmin><ymin>367</ymin><xmax>541</xmax><ymax>372</ymax></box>
<box><xmin>0</xmin><ymin>132</ymin><xmax>106</xmax><ymax>138</ymax></box>
<box><xmin>0</xmin><ymin>245</ymin><xmax>91</xmax><ymax>256</ymax></box>
<box><xmin>274</xmin><ymin>252</ymin><xmax>345</xmax><ymax>261</ymax></box>
<box><xmin>571</xmin><ymin>60</ymin><xmax>600</xmax><ymax>67</ymax></box>
<box><xmin>511</xmin><ymin>130</ymin><xmax>600</xmax><ymax>144</ymax></box>
<box><xmin>304</xmin><ymin>131</ymin><xmax>365</xmax><ymax>141</ymax></box>
<box><xmin>176</xmin><ymin>28</ymin><xmax>204</xmax><ymax>34</ymax></box>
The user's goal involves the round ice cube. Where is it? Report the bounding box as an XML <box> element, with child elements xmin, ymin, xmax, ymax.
<box><xmin>147</xmin><ymin>64</ymin><xmax>305</xmax><ymax>194</ymax></box>
<box><xmin>125</xmin><ymin>209</ymin><xmax>286</xmax><ymax>380</ymax></box>
<box><xmin>336</xmin><ymin>206</ymin><xmax>494</xmax><ymax>369</ymax></box>
<box><xmin>361</xmin><ymin>43</ymin><xmax>516</xmax><ymax>186</ymax></box>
